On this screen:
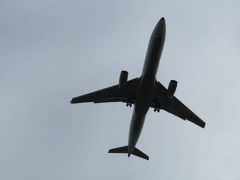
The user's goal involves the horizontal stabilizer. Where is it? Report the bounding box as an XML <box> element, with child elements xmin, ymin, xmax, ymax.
<box><xmin>108</xmin><ymin>146</ymin><xmax>128</xmax><ymax>154</ymax></box>
<box><xmin>108</xmin><ymin>146</ymin><xmax>149</xmax><ymax>160</ymax></box>
<box><xmin>132</xmin><ymin>147</ymin><xmax>149</xmax><ymax>160</ymax></box>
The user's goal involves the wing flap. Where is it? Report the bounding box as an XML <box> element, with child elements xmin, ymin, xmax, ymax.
<box><xmin>152</xmin><ymin>82</ymin><xmax>206</xmax><ymax>128</ymax></box>
<box><xmin>162</xmin><ymin>97</ymin><xmax>205</xmax><ymax>128</ymax></box>
<box><xmin>71</xmin><ymin>78</ymin><xmax>139</xmax><ymax>104</ymax></box>
<box><xmin>71</xmin><ymin>85</ymin><xmax>119</xmax><ymax>103</ymax></box>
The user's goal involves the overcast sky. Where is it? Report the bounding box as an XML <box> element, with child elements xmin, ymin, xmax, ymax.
<box><xmin>1</xmin><ymin>0</ymin><xmax>240</xmax><ymax>180</ymax></box>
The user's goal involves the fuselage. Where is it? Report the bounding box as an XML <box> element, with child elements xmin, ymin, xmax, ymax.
<box><xmin>128</xmin><ymin>18</ymin><xmax>166</xmax><ymax>156</ymax></box>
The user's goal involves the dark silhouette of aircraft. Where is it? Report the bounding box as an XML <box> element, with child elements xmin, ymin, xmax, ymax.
<box><xmin>70</xmin><ymin>17</ymin><xmax>205</xmax><ymax>160</ymax></box>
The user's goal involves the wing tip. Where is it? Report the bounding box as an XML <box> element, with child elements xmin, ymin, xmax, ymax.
<box><xmin>70</xmin><ymin>98</ymin><xmax>76</xmax><ymax>104</ymax></box>
<box><xmin>196</xmin><ymin>117</ymin><xmax>206</xmax><ymax>128</ymax></box>
<box><xmin>194</xmin><ymin>119</ymin><xmax>206</xmax><ymax>128</ymax></box>
<box><xmin>201</xmin><ymin>122</ymin><xmax>206</xmax><ymax>128</ymax></box>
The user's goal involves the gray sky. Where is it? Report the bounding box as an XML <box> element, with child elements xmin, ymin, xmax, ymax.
<box><xmin>1</xmin><ymin>0</ymin><xmax>240</xmax><ymax>179</ymax></box>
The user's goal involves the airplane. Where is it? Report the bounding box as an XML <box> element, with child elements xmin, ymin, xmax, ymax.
<box><xmin>70</xmin><ymin>17</ymin><xmax>205</xmax><ymax>160</ymax></box>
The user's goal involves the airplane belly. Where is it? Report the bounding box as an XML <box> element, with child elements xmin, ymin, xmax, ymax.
<box><xmin>128</xmin><ymin>110</ymin><xmax>146</xmax><ymax>152</ymax></box>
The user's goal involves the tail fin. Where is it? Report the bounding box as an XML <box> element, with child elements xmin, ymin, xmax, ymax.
<box><xmin>108</xmin><ymin>146</ymin><xmax>149</xmax><ymax>160</ymax></box>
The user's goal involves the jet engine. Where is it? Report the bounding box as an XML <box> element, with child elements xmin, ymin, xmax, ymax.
<box><xmin>167</xmin><ymin>80</ymin><xmax>177</xmax><ymax>98</ymax></box>
<box><xmin>119</xmin><ymin>71</ymin><xmax>128</xmax><ymax>89</ymax></box>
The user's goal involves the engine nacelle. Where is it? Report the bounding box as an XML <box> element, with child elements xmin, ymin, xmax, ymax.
<box><xmin>167</xmin><ymin>80</ymin><xmax>177</xmax><ymax>98</ymax></box>
<box><xmin>119</xmin><ymin>71</ymin><xmax>128</xmax><ymax>89</ymax></box>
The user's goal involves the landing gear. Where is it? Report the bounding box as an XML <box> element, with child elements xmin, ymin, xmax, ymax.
<box><xmin>126</xmin><ymin>103</ymin><xmax>132</xmax><ymax>107</ymax></box>
<box><xmin>126</xmin><ymin>95</ymin><xmax>134</xmax><ymax>107</ymax></box>
<box><xmin>154</xmin><ymin>108</ymin><xmax>160</xmax><ymax>112</ymax></box>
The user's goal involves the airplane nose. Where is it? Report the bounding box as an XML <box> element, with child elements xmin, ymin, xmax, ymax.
<box><xmin>157</xmin><ymin>17</ymin><xmax>165</xmax><ymax>27</ymax></box>
<box><xmin>153</xmin><ymin>17</ymin><xmax>166</xmax><ymax>38</ymax></box>
<box><xmin>158</xmin><ymin>18</ymin><xmax>166</xmax><ymax>33</ymax></box>
<box><xmin>160</xmin><ymin>17</ymin><xmax>165</xmax><ymax>23</ymax></box>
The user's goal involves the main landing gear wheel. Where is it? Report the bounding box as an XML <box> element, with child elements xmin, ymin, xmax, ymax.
<box><xmin>126</xmin><ymin>103</ymin><xmax>132</xmax><ymax>107</ymax></box>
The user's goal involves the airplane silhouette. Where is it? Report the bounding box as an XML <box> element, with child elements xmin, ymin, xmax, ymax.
<box><xmin>70</xmin><ymin>17</ymin><xmax>205</xmax><ymax>160</ymax></box>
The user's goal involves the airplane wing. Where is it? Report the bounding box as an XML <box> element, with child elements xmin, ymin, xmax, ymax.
<box><xmin>151</xmin><ymin>82</ymin><xmax>205</xmax><ymax>128</ymax></box>
<box><xmin>71</xmin><ymin>78</ymin><xmax>139</xmax><ymax>104</ymax></box>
